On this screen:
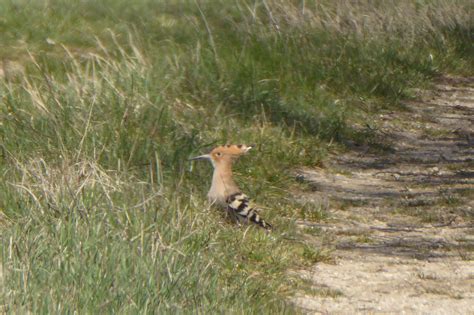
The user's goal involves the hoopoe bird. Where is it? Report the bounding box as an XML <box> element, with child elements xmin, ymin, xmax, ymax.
<box><xmin>190</xmin><ymin>144</ymin><xmax>272</xmax><ymax>230</ymax></box>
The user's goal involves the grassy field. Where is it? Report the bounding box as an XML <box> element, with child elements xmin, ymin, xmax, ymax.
<box><xmin>0</xmin><ymin>0</ymin><xmax>472</xmax><ymax>313</ymax></box>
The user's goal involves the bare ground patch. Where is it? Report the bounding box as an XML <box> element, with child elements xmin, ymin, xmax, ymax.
<box><xmin>292</xmin><ymin>75</ymin><xmax>474</xmax><ymax>314</ymax></box>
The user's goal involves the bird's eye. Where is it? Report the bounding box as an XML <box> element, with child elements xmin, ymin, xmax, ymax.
<box><xmin>216</xmin><ymin>152</ymin><xmax>222</xmax><ymax>156</ymax></box>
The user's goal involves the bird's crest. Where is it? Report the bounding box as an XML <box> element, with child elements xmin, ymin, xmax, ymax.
<box><xmin>190</xmin><ymin>144</ymin><xmax>254</xmax><ymax>162</ymax></box>
<box><xmin>210</xmin><ymin>144</ymin><xmax>253</xmax><ymax>157</ymax></box>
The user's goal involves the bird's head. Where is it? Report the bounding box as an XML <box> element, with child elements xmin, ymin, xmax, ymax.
<box><xmin>190</xmin><ymin>144</ymin><xmax>254</xmax><ymax>167</ymax></box>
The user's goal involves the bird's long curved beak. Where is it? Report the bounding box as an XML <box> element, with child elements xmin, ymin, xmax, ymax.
<box><xmin>189</xmin><ymin>154</ymin><xmax>211</xmax><ymax>161</ymax></box>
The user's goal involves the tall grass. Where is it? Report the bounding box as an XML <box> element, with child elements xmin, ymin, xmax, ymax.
<box><xmin>0</xmin><ymin>0</ymin><xmax>472</xmax><ymax>312</ymax></box>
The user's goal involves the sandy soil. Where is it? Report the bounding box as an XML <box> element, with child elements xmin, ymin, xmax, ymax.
<box><xmin>293</xmin><ymin>75</ymin><xmax>474</xmax><ymax>314</ymax></box>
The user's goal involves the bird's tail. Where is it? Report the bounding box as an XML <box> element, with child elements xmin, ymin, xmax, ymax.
<box><xmin>226</xmin><ymin>193</ymin><xmax>272</xmax><ymax>230</ymax></box>
<box><xmin>248</xmin><ymin>210</ymin><xmax>272</xmax><ymax>230</ymax></box>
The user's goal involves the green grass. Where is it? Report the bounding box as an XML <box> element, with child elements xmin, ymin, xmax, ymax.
<box><xmin>0</xmin><ymin>0</ymin><xmax>472</xmax><ymax>313</ymax></box>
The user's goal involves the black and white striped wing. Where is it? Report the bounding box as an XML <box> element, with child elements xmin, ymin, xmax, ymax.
<box><xmin>226</xmin><ymin>193</ymin><xmax>272</xmax><ymax>230</ymax></box>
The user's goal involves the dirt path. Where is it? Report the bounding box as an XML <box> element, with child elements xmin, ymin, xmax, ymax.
<box><xmin>293</xmin><ymin>75</ymin><xmax>474</xmax><ymax>314</ymax></box>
